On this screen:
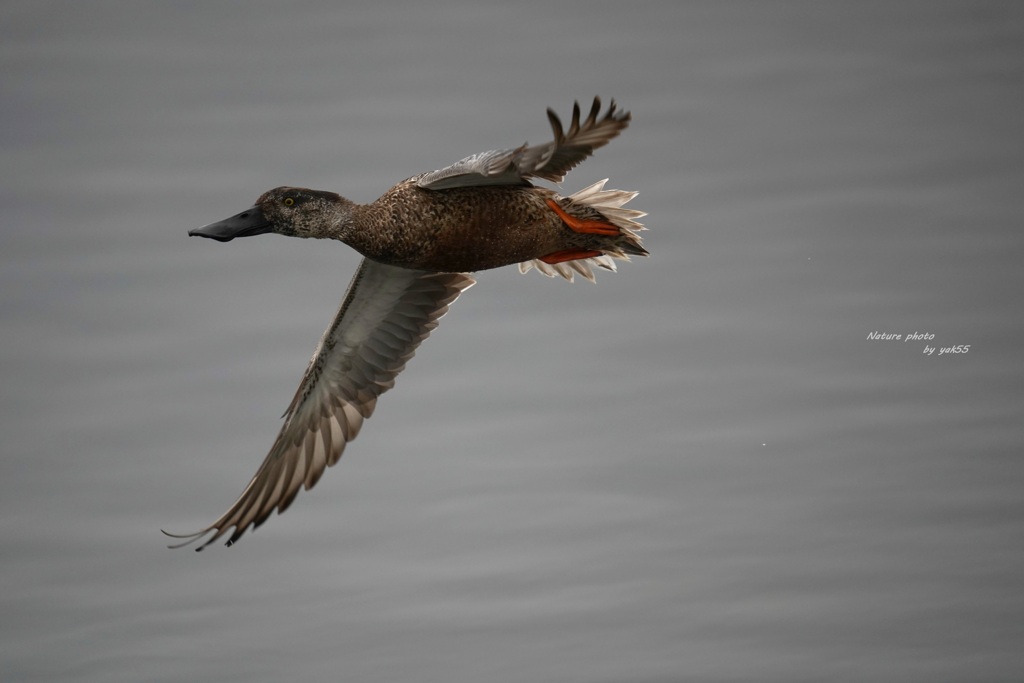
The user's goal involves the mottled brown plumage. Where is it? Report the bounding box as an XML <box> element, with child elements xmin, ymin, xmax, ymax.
<box><xmin>256</xmin><ymin>180</ymin><xmax>645</xmax><ymax>273</ymax></box>
<box><xmin>168</xmin><ymin>97</ymin><xmax>646</xmax><ymax>550</ymax></box>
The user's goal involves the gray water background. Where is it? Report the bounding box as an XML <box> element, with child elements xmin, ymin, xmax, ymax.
<box><xmin>2</xmin><ymin>2</ymin><xmax>1023</xmax><ymax>681</ymax></box>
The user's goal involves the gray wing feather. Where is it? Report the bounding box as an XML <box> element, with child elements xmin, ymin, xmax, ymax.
<box><xmin>165</xmin><ymin>259</ymin><xmax>475</xmax><ymax>550</ymax></box>
<box><xmin>417</xmin><ymin>97</ymin><xmax>630</xmax><ymax>191</ymax></box>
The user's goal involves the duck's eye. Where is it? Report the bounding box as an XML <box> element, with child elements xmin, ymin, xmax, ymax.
<box><xmin>283</xmin><ymin>197</ymin><xmax>295</xmax><ymax>207</ymax></box>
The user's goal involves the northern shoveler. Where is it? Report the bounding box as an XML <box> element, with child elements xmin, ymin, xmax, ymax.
<box><xmin>167</xmin><ymin>97</ymin><xmax>646</xmax><ymax>549</ymax></box>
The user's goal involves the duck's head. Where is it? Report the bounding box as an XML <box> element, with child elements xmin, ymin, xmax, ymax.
<box><xmin>189</xmin><ymin>187</ymin><xmax>351</xmax><ymax>242</ymax></box>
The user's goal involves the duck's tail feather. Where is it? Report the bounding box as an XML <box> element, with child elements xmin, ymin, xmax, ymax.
<box><xmin>519</xmin><ymin>179</ymin><xmax>647</xmax><ymax>282</ymax></box>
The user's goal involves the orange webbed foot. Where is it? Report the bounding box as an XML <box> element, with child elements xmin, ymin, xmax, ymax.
<box><xmin>539</xmin><ymin>249</ymin><xmax>603</xmax><ymax>265</ymax></box>
<box><xmin>545</xmin><ymin>199</ymin><xmax>621</xmax><ymax>236</ymax></box>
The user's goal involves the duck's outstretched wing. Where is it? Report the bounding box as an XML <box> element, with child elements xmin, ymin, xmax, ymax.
<box><xmin>164</xmin><ymin>259</ymin><xmax>475</xmax><ymax>550</ymax></box>
<box><xmin>416</xmin><ymin>97</ymin><xmax>630</xmax><ymax>191</ymax></box>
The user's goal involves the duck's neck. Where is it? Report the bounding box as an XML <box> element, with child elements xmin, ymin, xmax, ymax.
<box><xmin>314</xmin><ymin>196</ymin><xmax>357</xmax><ymax>242</ymax></box>
<box><xmin>341</xmin><ymin>201</ymin><xmax>424</xmax><ymax>268</ymax></box>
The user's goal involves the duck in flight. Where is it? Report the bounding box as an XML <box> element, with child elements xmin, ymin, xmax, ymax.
<box><xmin>166</xmin><ymin>97</ymin><xmax>646</xmax><ymax>550</ymax></box>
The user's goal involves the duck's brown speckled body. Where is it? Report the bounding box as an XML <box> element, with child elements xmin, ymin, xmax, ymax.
<box><xmin>168</xmin><ymin>98</ymin><xmax>647</xmax><ymax>550</ymax></box>
<box><xmin>352</xmin><ymin>181</ymin><xmax>572</xmax><ymax>272</ymax></box>
<box><xmin>263</xmin><ymin>179</ymin><xmax>642</xmax><ymax>273</ymax></box>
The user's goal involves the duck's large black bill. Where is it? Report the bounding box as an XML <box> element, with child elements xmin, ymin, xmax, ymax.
<box><xmin>189</xmin><ymin>206</ymin><xmax>272</xmax><ymax>242</ymax></box>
